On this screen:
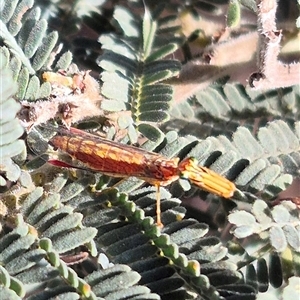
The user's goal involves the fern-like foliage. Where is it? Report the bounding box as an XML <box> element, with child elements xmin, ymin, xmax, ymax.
<box><xmin>162</xmin><ymin>119</ymin><xmax>298</xmax><ymax>202</ymax></box>
<box><xmin>33</xmin><ymin>0</ymin><xmax>109</xmax><ymax>72</ymax></box>
<box><xmin>227</xmin><ymin>199</ymin><xmax>300</xmax><ymax>298</ymax></box>
<box><xmin>0</xmin><ymin>214</ymin><xmax>159</xmax><ymax>299</ymax></box>
<box><xmin>0</xmin><ymin>0</ymin><xmax>62</xmax><ymax>100</ymax></box>
<box><xmin>229</xmin><ymin>199</ymin><xmax>300</xmax><ymax>251</ymax></box>
<box><xmin>0</xmin><ymin>54</ymin><xmax>25</xmax><ymax>188</ymax></box>
<box><xmin>99</xmin><ymin>4</ymin><xmax>182</xmax><ymax>142</ymax></box>
<box><xmin>167</xmin><ymin>83</ymin><xmax>300</xmax><ymax>139</ymax></box>
<box><xmin>194</xmin><ymin>84</ymin><xmax>300</xmax><ymax>123</ymax></box>
<box><xmin>0</xmin><ymin>0</ymin><xmax>299</xmax><ymax>300</ymax></box>
<box><xmin>10</xmin><ymin>169</ymin><xmax>256</xmax><ymax>299</ymax></box>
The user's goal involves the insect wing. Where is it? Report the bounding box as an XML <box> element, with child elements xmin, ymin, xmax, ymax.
<box><xmin>49</xmin><ymin>127</ymin><xmax>179</xmax><ymax>183</ymax></box>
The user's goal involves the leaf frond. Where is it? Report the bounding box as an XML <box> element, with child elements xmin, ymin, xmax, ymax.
<box><xmin>0</xmin><ymin>56</ymin><xmax>25</xmax><ymax>188</ymax></box>
<box><xmin>99</xmin><ymin>4</ymin><xmax>182</xmax><ymax>142</ymax></box>
<box><xmin>168</xmin><ymin>83</ymin><xmax>300</xmax><ymax>139</ymax></box>
<box><xmin>0</xmin><ymin>0</ymin><xmax>61</xmax><ymax>100</ymax></box>
<box><xmin>228</xmin><ymin>199</ymin><xmax>300</xmax><ymax>294</ymax></box>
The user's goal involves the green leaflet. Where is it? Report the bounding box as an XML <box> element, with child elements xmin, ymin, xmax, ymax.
<box><xmin>229</xmin><ymin>199</ymin><xmax>300</xmax><ymax>253</ymax></box>
<box><xmin>0</xmin><ymin>265</ymin><xmax>25</xmax><ymax>298</ymax></box>
<box><xmin>182</xmin><ymin>84</ymin><xmax>300</xmax><ymax>136</ymax></box>
<box><xmin>99</xmin><ymin>5</ymin><xmax>181</xmax><ymax>142</ymax></box>
<box><xmin>0</xmin><ymin>0</ymin><xmax>62</xmax><ymax>101</ymax></box>
<box><xmin>227</xmin><ymin>0</ymin><xmax>241</xmax><ymax>28</ymax></box>
<box><xmin>0</xmin><ymin>64</ymin><xmax>25</xmax><ymax>186</ymax></box>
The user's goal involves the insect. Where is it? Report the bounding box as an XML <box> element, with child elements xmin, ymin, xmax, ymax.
<box><xmin>49</xmin><ymin>127</ymin><xmax>236</xmax><ymax>227</ymax></box>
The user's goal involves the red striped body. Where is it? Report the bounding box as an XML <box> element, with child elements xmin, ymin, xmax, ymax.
<box><xmin>49</xmin><ymin>127</ymin><xmax>180</xmax><ymax>186</ymax></box>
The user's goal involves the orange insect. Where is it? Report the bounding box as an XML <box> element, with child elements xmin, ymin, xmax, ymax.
<box><xmin>49</xmin><ymin>127</ymin><xmax>236</xmax><ymax>227</ymax></box>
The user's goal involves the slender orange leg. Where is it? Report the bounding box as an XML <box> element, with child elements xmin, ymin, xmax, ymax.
<box><xmin>155</xmin><ymin>184</ymin><xmax>163</xmax><ymax>228</ymax></box>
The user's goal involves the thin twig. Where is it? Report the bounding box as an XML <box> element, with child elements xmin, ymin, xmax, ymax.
<box><xmin>249</xmin><ymin>0</ymin><xmax>300</xmax><ymax>89</ymax></box>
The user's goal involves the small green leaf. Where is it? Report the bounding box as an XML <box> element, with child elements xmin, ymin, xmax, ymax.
<box><xmin>55</xmin><ymin>51</ymin><xmax>73</xmax><ymax>70</ymax></box>
<box><xmin>9</xmin><ymin>277</ymin><xmax>25</xmax><ymax>298</ymax></box>
<box><xmin>282</xmin><ymin>277</ymin><xmax>300</xmax><ymax>299</ymax></box>
<box><xmin>100</xmin><ymin>34</ymin><xmax>136</xmax><ymax>60</ymax></box>
<box><xmin>16</xmin><ymin>67</ymin><xmax>29</xmax><ymax>99</ymax></box>
<box><xmin>270</xmin><ymin>226</ymin><xmax>287</xmax><ymax>252</ymax></box>
<box><xmin>24</xmin><ymin>75</ymin><xmax>40</xmax><ymax>100</ymax></box>
<box><xmin>0</xmin><ymin>286</ymin><xmax>21</xmax><ymax>300</ymax></box>
<box><xmin>0</xmin><ymin>266</ymin><xmax>10</xmax><ymax>287</ymax></box>
<box><xmin>37</xmin><ymin>81</ymin><xmax>51</xmax><ymax>98</ymax></box>
<box><xmin>142</xmin><ymin>70</ymin><xmax>175</xmax><ymax>85</ymax></box>
<box><xmin>227</xmin><ymin>0</ymin><xmax>241</xmax><ymax>28</ymax></box>
<box><xmin>0</xmin><ymin>47</ymin><xmax>10</xmax><ymax>69</ymax></box>
<box><xmin>233</xmin><ymin>225</ymin><xmax>255</xmax><ymax>239</ymax></box>
<box><xmin>32</xmin><ymin>31</ymin><xmax>58</xmax><ymax>70</ymax></box>
<box><xmin>21</xmin><ymin>187</ymin><xmax>44</xmax><ymax>216</ymax></box>
<box><xmin>0</xmin><ymin>235</ymin><xmax>36</xmax><ymax>263</ymax></box>
<box><xmin>143</xmin><ymin>6</ymin><xmax>157</xmax><ymax>58</ymax></box>
<box><xmin>139</xmin><ymin>101</ymin><xmax>170</xmax><ymax>112</ymax></box>
<box><xmin>235</xmin><ymin>159</ymin><xmax>266</xmax><ymax>186</ymax></box>
<box><xmin>114</xmin><ymin>6</ymin><xmax>139</xmax><ymax>37</ymax></box>
<box><xmin>137</xmin><ymin>123</ymin><xmax>163</xmax><ymax>142</ymax></box>
<box><xmin>146</xmin><ymin>43</ymin><xmax>178</xmax><ymax>63</ymax></box>
<box><xmin>228</xmin><ymin>211</ymin><xmax>256</xmax><ymax>227</ymax></box>
<box><xmin>127</xmin><ymin>123</ymin><xmax>138</xmax><ymax>143</ymax></box>
<box><xmin>252</xmin><ymin>200</ymin><xmax>272</xmax><ymax>224</ymax></box>
<box><xmin>52</xmin><ymin>227</ymin><xmax>97</xmax><ymax>253</ymax></box>
<box><xmin>0</xmin><ymin>121</ymin><xmax>24</xmax><ymax>145</ymax></box>
<box><xmin>43</xmin><ymin>213</ymin><xmax>83</xmax><ymax>239</ymax></box>
<box><xmin>271</xmin><ymin>205</ymin><xmax>290</xmax><ymax>223</ymax></box>
<box><xmin>2</xmin><ymin>158</ymin><xmax>21</xmax><ymax>182</ymax></box>
<box><xmin>0</xmin><ymin>140</ymin><xmax>25</xmax><ymax>159</ymax></box>
<box><xmin>250</xmin><ymin>165</ymin><xmax>281</xmax><ymax>191</ymax></box>
<box><xmin>39</xmin><ymin>238</ymin><xmax>53</xmax><ymax>252</ymax></box>
<box><xmin>283</xmin><ymin>225</ymin><xmax>300</xmax><ymax>251</ymax></box>
<box><xmin>137</xmin><ymin>110</ymin><xmax>169</xmax><ymax>123</ymax></box>
<box><xmin>24</xmin><ymin>19</ymin><xmax>47</xmax><ymax>58</ymax></box>
<box><xmin>101</xmin><ymin>99</ymin><xmax>127</xmax><ymax>112</ymax></box>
